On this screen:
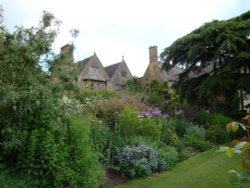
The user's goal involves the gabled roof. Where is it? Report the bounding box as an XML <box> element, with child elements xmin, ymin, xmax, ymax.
<box><xmin>105</xmin><ymin>62</ymin><xmax>121</xmax><ymax>77</ymax></box>
<box><xmin>78</xmin><ymin>55</ymin><xmax>93</xmax><ymax>71</ymax></box>
<box><xmin>77</xmin><ymin>53</ymin><xmax>110</xmax><ymax>82</ymax></box>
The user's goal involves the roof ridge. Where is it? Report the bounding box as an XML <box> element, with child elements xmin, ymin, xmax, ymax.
<box><xmin>105</xmin><ymin>62</ymin><xmax>122</xmax><ymax>77</ymax></box>
<box><xmin>78</xmin><ymin>55</ymin><xmax>94</xmax><ymax>70</ymax></box>
<box><xmin>105</xmin><ymin>62</ymin><xmax>121</xmax><ymax>68</ymax></box>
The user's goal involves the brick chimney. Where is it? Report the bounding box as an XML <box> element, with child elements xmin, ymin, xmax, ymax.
<box><xmin>149</xmin><ymin>46</ymin><xmax>158</xmax><ymax>64</ymax></box>
<box><xmin>60</xmin><ymin>44</ymin><xmax>74</xmax><ymax>62</ymax></box>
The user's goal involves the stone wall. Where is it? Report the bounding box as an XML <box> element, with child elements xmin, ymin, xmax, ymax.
<box><xmin>110</xmin><ymin>62</ymin><xmax>133</xmax><ymax>90</ymax></box>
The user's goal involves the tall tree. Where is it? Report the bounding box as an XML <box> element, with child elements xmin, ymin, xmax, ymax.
<box><xmin>0</xmin><ymin>8</ymin><xmax>63</xmax><ymax>166</ymax></box>
<box><xmin>0</xmin><ymin>9</ymin><xmax>104</xmax><ymax>187</ymax></box>
<box><xmin>0</xmin><ymin>10</ymin><xmax>59</xmax><ymax>87</ymax></box>
<box><xmin>161</xmin><ymin>11</ymin><xmax>250</xmax><ymax>112</ymax></box>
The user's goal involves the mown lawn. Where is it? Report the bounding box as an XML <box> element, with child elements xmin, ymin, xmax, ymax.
<box><xmin>115</xmin><ymin>148</ymin><xmax>242</xmax><ymax>188</ymax></box>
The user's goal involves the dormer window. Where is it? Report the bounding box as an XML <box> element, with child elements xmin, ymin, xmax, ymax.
<box><xmin>120</xmin><ymin>71</ymin><xmax>127</xmax><ymax>78</ymax></box>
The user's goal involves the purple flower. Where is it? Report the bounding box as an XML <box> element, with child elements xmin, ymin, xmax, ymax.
<box><xmin>151</xmin><ymin>108</ymin><xmax>161</xmax><ymax>116</ymax></box>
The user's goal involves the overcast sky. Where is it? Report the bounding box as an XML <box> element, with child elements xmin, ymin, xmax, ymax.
<box><xmin>1</xmin><ymin>0</ymin><xmax>250</xmax><ymax>77</ymax></box>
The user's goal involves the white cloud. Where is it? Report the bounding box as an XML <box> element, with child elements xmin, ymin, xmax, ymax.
<box><xmin>1</xmin><ymin>0</ymin><xmax>249</xmax><ymax>76</ymax></box>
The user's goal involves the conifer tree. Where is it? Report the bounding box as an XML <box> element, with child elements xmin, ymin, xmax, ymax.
<box><xmin>161</xmin><ymin>11</ymin><xmax>250</xmax><ymax>112</ymax></box>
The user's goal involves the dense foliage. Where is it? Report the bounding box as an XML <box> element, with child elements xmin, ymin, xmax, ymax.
<box><xmin>161</xmin><ymin>11</ymin><xmax>250</xmax><ymax>113</ymax></box>
<box><xmin>219</xmin><ymin>115</ymin><xmax>250</xmax><ymax>187</ymax></box>
<box><xmin>62</xmin><ymin>117</ymin><xmax>104</xmax><ymax>188</ymax></box>
<box><xmin>0</xmin><ymin>9</ymin><xmax>104</xmax><ymax>187</ymax></box>
<box><xmin>1</xmin><ymin>6</ymin><xmax>245</xmax><ymax>187</ymax></box>
<box><xmin>194</xmin><ymin>113</ymin><xmax>234</xmax><ymax>143</ymax></box>
<box><xmin>116</xmin><ymin>144</ymin><xmax>159</xmax><ymax>177</ymax></box>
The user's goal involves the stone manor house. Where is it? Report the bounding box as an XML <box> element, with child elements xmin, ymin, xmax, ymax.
<box><xmin>59</xmin><ymin>44</ymin><xmax>182</xmax><ymax>90</ymax></box>
<box><xmin>58</xmin><ymin>44</ymin><xmax>250</xmax><ymax>112</ymax></box>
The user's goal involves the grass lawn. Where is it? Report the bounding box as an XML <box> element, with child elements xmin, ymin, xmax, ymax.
<box><xmin>115</xmin><ymin>148</ymin><xmax>243</xmax><ymax>188</ymax></box>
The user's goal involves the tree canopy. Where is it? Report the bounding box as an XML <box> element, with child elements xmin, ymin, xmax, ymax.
<box><xmin>160</xmin><ymin>11</ymin><xmax>250</xmax><ymax>112</ymax></box>
<box><xmin>0</xmin><ymin>10</ymin><xmax>59</xmax><ymax>87</ymax></box>
<box><xmin>0</xmin><ymin>8</ymin><xmax>105</xmax><ymax>187</ymax></box>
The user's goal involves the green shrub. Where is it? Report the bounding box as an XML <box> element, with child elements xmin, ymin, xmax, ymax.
<box><xmin>186</xmin><ymin>125</ymin><xmax>206</xmax><ymax>140</ymax></box>
<box><xmin>194</xmin><ymin>113</ymin><xmax>232</xmax><ymax>129</ymax></box>
<box><xmin>17</xmin><ymin>128</ymin><xmax>63</xmax><ymax>186</ymax></box>
<box><xmin>146</xmin><ymin>81</ymin><xmax>174</xmax><ymax>113</ymax></box>
<box><xmin>174</xmin><ymin>119</ymin><xmax>188</xmax><ymax>137</ymax></box>
<box><xmin>160</xmin><ymin>119</ymin><xmax>180</xmax><ymax>147</ymax></box>
<box><xmin>178</xmin><ymin>149</ymin><xmax>190</xmax><ymax>161</ymax></box>
<box><xmin>96</xmin><ymin>98</ymin><xmax>121</xmax><ymax>126</ymax></box>
<box><xmin>73</xmin><ymin>90</ymin><xmax>117</xmax><ymax>116</ymax></box>
<box><xmin>115</xmin><ymin>144</ymin><xmax>159</xmax><ymax>178</ymax></box>
<box><xmin>0</xmin><ymin>165</ymin><xmax>37</xmax><ymax>188</ymax></box>
<box><xmin>184</xmin><ymin>125</ymin><xmax>210</xmax><ymax>151</ymax></box>
<box><xmin>106</xmin><ymin>130</ymin><xmax>128</xmax><ymax>166</ymax></box>
<box><xmin>96</xmin><ymin>94</ymin><xmax>148</xmax><ymax>126</ymax></box>
<box><xmin>122</xmin><ymin>77</ymin><xmax>143</xmax><ymax>93</ymax></box>
<box><xmin>118</xmin><ymin>105</ymin><xmax>139</xmax><ymax>137</ymax></box>
<box><xmin>11</xmin><ymin>113</ymin><xmax>105</xmax><ymax>188</ymax></box>
<box><xmin>60</xmin><ymin>95</ymin><xmax>86</xmax><ymax>115</ymax></box>
<box><xmin>89</xmin><ymin>117</ymin><xmax>114</xmax><ymax>165</ymax></box>
<box><xmin>0</xmin><ymin>13</ymin><xmax>103</xmax><ymax>188</ymax></box>
<box><xmin>138</xmin><ymin>118</ymin><xmax>162</xmax><ymax>140</ymax></box>
<box><xmin>127</xmin><ymin>136</ymin><xmax>179</xmax><ymax>171</ymax></box>
<box><xmin>75</xmin><ymin>89</ymin><xmax>117</xmax><ymax>103</ymax></box>
<box><xmin>0</xmin><ymin>85</ymin><xmax>70</xmax><ymax>187</ymax></box>
<box><xmin>0</xmin><ymin>86</ymin><xmax>64</xmax><ymax>156</ymax></box>
<box><xmin>194</xmin><ymin>113</ymin><xmax>233</xmax><ymax>143</ymax></box>
<box><xmin>157</xmin><ymin>146</ymin><xmax>179</xmax><ymax>171</ymax></box>
<box><xmin>61</xmin><ymin>116</ymin><xmax>105</xmax><ymax>188</ymax></box>
<box><xmin>162</xmin><ymin>128</ymin><xmax>180</xmax><ymax>147</ymax></box>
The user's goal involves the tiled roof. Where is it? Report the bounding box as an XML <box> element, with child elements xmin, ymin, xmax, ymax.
<box><xmin>105</xmin><ymin>62</ymin><xmax>121</xmax><ymax>77</ymax></box>
<box><xmin>78</xmin><ymin>55</ymin><xmax>93</xmax><ymax>71</ymax></box>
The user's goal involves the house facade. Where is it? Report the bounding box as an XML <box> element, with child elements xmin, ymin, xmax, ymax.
<box><xmin>140</xmin><ymin>46</ymin><xmax>183</xmax><ymax>87</ymax></box>
<box><xmin>77</xmin><ymin>53</ymin><xmax>110</xmax><ymax>90</ymax></box>
<box><xmin>58</xmin><ymin>43</ymin><xmax>250</xmax><ymax>112</ymax></box>
<box><xmin>59</xmin><ymin>44</ymin><xmax>133</xmax><ymax>90</ymax></box>
<box><xmin>59</xmin><ymin>44</ymin><xmax>182</xmax><ymax>91</ymax></box>
<box><xmin>105</xmin><ymin>58</ymin><xmax>133</xmax><ymax>90</ymax></box>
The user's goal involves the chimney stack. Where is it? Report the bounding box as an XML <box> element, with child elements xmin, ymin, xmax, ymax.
<box><xmin>149</xmin><ymin>46</ymin><xmax>158</xmax><ymax>64</ymax></box>
<box><xmin>60</xmin><ymin>44</ymin><xmax>74</xmax><ymax>62</ymax></box>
